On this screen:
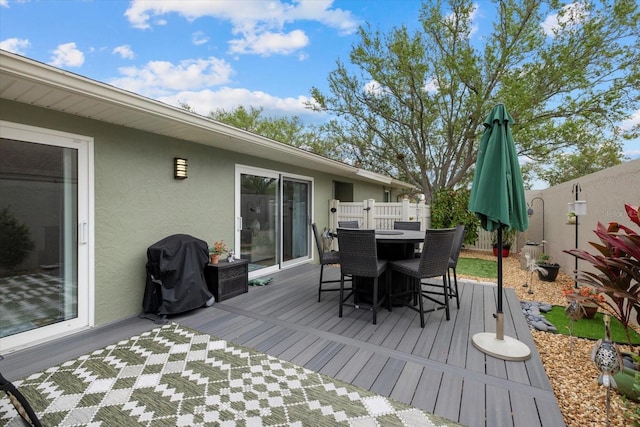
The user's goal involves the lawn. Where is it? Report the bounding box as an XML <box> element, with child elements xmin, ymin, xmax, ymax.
<box><xmin>543</xmin><ymin>305</ymin><xmax>640</xmax><ymax>344</ymax></box>
<box><xmin>456</xmin><ymin>256</ymin><xmax>497</xmax><ymax>279</ymax></box>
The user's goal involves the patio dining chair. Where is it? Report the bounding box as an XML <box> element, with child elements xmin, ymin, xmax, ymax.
<box><xmin>338</xmin><ymin>221</ymin><xmax>359</xmax><ymax>229</ymax></box>
<box><xmin>311</xmin><ymin>223</ymin><xmax>351</xmax><ymax>302</ymax></box>
<box><xmin>394</xmin><ymin>221</ymin><xmax>422</xmax><ymax>257</ymax></box>
<box><xmin>337</xmin><ymin>228</ymin><xmax>388</xmax><ymax>324</ymax></box>
<box><xmin>393</xmin><ymin>221</ymin><xmax>421</xmax><ymax>231</ymax></box>
<box><xmin>447</xmin><ymin>225</ymin><xmax>466</xmax><ymax>309</ymax></box>
<box><xmin>389</xmin><ymin>228</ymin><xmax>456</xmax><ymax>328</ymax></box>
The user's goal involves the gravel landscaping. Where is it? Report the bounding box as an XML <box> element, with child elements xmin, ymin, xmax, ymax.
<box><xmin>458</xmin><ymin>250</ymin><xmax>639</xmax><ymax>427</ymax></box>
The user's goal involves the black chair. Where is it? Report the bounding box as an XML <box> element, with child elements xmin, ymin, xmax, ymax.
<box><xmin>393</xmin><ymin>221</ymin><xmax>421</xmax><ymax>231</ymax></box>
<box><xmin>0</xmin><ymin>372</ymin><xmax>42</xmax><ymax>427</ymax></box>
<box><xmin>447</xmin><ymin>225</ymin><xmax>466</xmax><ymax>309</ymax></box>
<box><xmin>394</xmin><ymin>221</ymin><xmax>422</xmax><ymax>256</ymax></box>
<box><xmin>337</xmin><ymin>228</ymin><xmax>388</xmax><ymax>324</ymax></box>
<box><xmin>312</xmin><ymin>223</ymin><xmax>351</xmax><ymax>302</ymax></box>
<box><xmin>389</xmin><ymin>228</ymin><xmax>456</xmax><ymax>328</ymax></box>
<box><xmin>338</xmin><ymin>221</ymin><xmax>359</xmax><ymax>228</ymax></box>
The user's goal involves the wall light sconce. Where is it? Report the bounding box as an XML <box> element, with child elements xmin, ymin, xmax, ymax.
<box><xmin>174</xmin><ymin>157</ymin><xmax>188</xmax><ymax>179</ymax></box>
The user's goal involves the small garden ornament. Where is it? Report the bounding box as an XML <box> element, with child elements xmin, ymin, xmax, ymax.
<box><xmin>564</xmin><ymin>300</ymin><xmax>584</xmax><ymax>355</ymax></box>
<box><xmin>591</xmin><ymin>314</ymin><xmax>623</xmax><ymax>427</ymax></box>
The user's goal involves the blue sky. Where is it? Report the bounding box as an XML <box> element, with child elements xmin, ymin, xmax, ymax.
<box><xmin>1</xmin><ymin>0</ymin><xmax>638</xmax><ymax>160</ymax></box>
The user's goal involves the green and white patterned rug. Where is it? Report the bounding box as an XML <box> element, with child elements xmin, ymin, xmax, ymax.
<box><xmin>0</xmin><ymin>323</ymin><xmax>459</xmax><ymax>426</ymax></box>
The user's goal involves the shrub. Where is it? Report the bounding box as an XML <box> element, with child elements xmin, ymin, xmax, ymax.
<box><xmin>430</xmin><ymin>188</ymin><xmax>479</xmax><ymax>246</ymax></box>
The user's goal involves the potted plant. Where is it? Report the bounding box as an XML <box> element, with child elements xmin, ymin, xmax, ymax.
<box><xmin>562</xmin><ymin>283</ymin><xmax>606</xmax><ymax>319</ymax></box>
<box><xmin>209</xmin><ymin>240</ymin><xmax>228</xmax><ymax>264</ymax></box>
<box><xmin>491</xmin><ymin>228</ymin><xmax>516</xmax><ymax>257</ymax></box>
<box><xmin>564</xmin><ymin>203</ymin><xmax>640</xmax><ymax>402</ymax></box>
<box><xmin>567</xmin><ymin>211</ymin><xmax>577</xmax><ymax>224</ymax></box>
<box><xmin>536</xmin><ymin>253</ymin><xmax>560</xmax><ymax>282</ymax></box>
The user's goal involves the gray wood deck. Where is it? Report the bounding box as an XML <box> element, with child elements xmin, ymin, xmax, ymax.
<box><xmin>1</xmin><ymin>263</ymin><xmax>565</xmax><ymax>426</ymax></box>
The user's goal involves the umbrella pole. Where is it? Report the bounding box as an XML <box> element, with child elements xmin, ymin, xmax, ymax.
<box><xmin>471</xmin><ymin>225</ymin><xmax>531</xmax><ymax>361</ymax></box>
<box><xmin>496</xmin><ymin>227</ymin><xmax>504</xmax><ymax>340</ymax></box>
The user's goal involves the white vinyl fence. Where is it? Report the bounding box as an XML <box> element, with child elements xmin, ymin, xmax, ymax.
<box><xmin>328</xmin><ymin>198</ymin><xmax>494</xmax><ymax>252</ymax></box>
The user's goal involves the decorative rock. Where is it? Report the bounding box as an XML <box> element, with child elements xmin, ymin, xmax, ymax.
<box><xmin>520</xmin><ymin>301</ymin><xmax>558</xmax><ymax>332</ymax></box>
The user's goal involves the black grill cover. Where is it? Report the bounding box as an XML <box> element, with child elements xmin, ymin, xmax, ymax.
<box><xmin>143</xmin><ymin>234</ymin><xmax>214</xmax><ymax>315</ymax></box>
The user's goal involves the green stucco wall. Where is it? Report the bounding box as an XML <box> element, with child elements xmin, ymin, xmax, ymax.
<box><xmin>1</xmin><ymin>99</ymin><xmax>386</xmax><ymax>326</ymax></box>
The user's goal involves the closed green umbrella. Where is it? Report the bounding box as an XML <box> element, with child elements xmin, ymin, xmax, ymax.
<box><xmin>468</xmin><ymin>103</ymin><xmax>530</xmax><ymax>361</ymax></box>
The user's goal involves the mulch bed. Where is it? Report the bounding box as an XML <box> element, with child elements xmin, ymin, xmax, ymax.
<box><xmin>459</xmin><ymin>249</ymin><xmax>639</xmax><ymax>427</ymax></box>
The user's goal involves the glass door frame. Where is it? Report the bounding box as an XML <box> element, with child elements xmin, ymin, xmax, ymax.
<box><xmin>235</xmin><ymin>165</ymin><xmax>312</xmax><ymax>279</ymax></box>
<box><xmin>0</xmin><ymin>121</ymin><xmax>94</xmax><ymax>353</ymax></box>
<box><xmin>280</xmin><ymin>174</ymin><xmax>313</xmax><ymax>269</ymax></box>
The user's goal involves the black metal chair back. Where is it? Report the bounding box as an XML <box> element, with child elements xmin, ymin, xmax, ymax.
<box><xmin>447</xmin><ymin>225</ymin><xmax>466</xmax><ymax>308</ymax></box>
<box><xmin>416</xmin><ymin>228</ymin><xmax>456</xmax><ymax>278</ymax></box>
<box><xmin>393</xmin><ymin>221</ymin><xmax>421</xmax><ymax>231</ymax></box>
<box><xmin>338</xmin><ymin>221</ymin><xmax>359</xmax><ymax>229</ymax></box>
<box><xmin>311</xmin><ymin>223</ymin><xmax>346</xmax><ymax>301</ymax></box>
<box><xmin>336</xmin><ymin>228</ymin><xmax>388</xmax><ymax>324</ymax></box>
<box><xmin>337</xmin><ymin>228</ymin><xmax>380</xmax><ymax>277</ymax></box>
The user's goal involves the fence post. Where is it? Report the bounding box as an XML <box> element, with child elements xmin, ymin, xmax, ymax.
<box><xmin>329</xmin><ymin>199</ymin><xmax>339</xmax><ymax>231</ymax></box>
<box><xmin>401</xmin><ymin>198</ymin><xmax>410</xmax><ymax>221</ymax></box>
<box><xmin>365</xmin><ymin>199</ymin><xmax>375</xmax><ymax>228</ymax></box>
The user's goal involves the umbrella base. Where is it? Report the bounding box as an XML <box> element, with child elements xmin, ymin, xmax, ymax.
<box><xmin>472</xmin><ymin>332</ymin><xmax>531</xmax><ymax>361</ymax></box>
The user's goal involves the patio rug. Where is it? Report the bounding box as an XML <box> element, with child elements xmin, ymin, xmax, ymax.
<box><xmin>0</xmin><ymin>323</ymin><xmax>459</xmax><ymax>426</ymax></box>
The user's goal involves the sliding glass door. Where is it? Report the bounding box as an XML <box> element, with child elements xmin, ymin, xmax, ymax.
<box><xmin>236</xmin><ymin>166</ymin><xmax>311</xmax><ymax>277</ymax></box>
<box><xmin>0</xmin><ymin>121</ymin><xmax>92</xmax><ymax>351</ymax></box>
<box><xmin>281</xmin><ymin>177</ymin><xmax>310</xmax><ymax>267</ymax></box>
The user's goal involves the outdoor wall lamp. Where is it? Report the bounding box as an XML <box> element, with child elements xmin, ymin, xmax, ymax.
<box><xmin>174</xmin><ymin>157</ymin><xmax>188</xmax><ymax>179</ymax></box>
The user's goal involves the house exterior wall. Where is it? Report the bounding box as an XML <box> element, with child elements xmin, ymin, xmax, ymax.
<box><xmin>1</xmin><ymin>99</ymin><xmax>388</xmax><ymax>326</ymax></box>
<box><xmin>523</xmin><ymin>158</ymin><xmax>640</xmax><ymax>278</ymax></box>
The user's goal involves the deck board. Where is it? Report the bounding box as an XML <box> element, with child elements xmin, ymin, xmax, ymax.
<box><xmin>1</xmin><ymin>262</ymin><xmax>565</xmax><ymax>426</ymax></box>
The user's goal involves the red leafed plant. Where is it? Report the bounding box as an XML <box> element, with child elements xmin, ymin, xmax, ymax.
<box><xmin>564</xmin><ymin>203</ymin><xmax>640</xmax><ymax>347</ymax></box>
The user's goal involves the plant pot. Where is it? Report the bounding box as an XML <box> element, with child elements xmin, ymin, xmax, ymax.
<box><xmin>492</xmin><ymin>246</ymin><xmax>511</xmax><ymax>257</ymax></box>
<box><xmin>210</xmin><ymin>254</ymin><xmax>220</xmax><ymax>264</ymax></box>
<box><xmin>580</xmin><ymin>303</ymin><xmax>598</xmax><ymax>319</ymax></box>
<box><xmin>614</xmin><ymin>354</ymin><xmax>640</xmax><ymax>402</ymax></box>
<box><xmin>537</xmin><ymin>263</ymin><xmax>560</xmax><ymax>282</ymax></box>
<box><xmin>567</xmin><ymin>217</ymin><xmax>576</xmax><ymax>224</ymax></box>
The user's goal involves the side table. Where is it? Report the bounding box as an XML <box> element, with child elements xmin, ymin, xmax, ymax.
<box><xmin>203</xmin><ymin>259</ymin><xmax>249</xmax><ymax>302</ymax></box>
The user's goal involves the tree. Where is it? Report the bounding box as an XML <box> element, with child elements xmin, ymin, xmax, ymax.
<box><xmin>206</xmin><ymin>106</ymin><xmax>343</xmax><ymax>159</ymax></box>
<box><xmin>308</xmin><ymin>0</ymin><xmax>639</xmax><ymax>201</ymax></box>
<box><xmin>525</xmin><ymin>137</ymin><xmax>625</xmax><ymax>187</ymax></box>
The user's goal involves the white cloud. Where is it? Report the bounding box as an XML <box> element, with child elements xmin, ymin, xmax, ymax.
<box><xmin>124</xmin><ymin>0</ymin><xmax>360</xmax><ymax>56</ymax></box>
<box><xmin>0</xmin><ymin>0</ymin><xmax>9</xmax><ymax>8</ymax></box>
<box><xmin>363</xmin><ymin>80</ymin><xmax>386</xmax><ymax>96</ymax></box>
<box><xmin>541</xmin><ymin>2</ymin><xmax>589</xmax><ymax>37</ymax></box>
<box><xmin>113</xmin><ymin>44</ymin><xmax>135</xmax><ymax>59</ymax></box>
<box><xmin>423</xmin><ymin>78</ymin><xmax>439</xmax><ymax>93</ymax></box>
<box><xmin>229</xmin><ymin>29</ymin><xmax>309</xmax><ymax>56</ymax></box>
<box><xmin>49</xmin><ymin>42</ymin><xmax>84</xmax><ymax>67</ymax></box>
<box><xmin>620</xmin><ymin>109</ymin><xmax>640</xmax><ymax>132</ymax></box>
<box><xmin>192</xmin><ymin>31</ymin><xmax>209</xmax><ymax>46</ymax></box>
<box><xmin>445</xmin><ymin>3</ymin><xmax>480</xmax><ymax>36</ymax></box>
<box><xmin>0</xmin><ymin>37</ymin><xmax>30</xmax><ymax>55</ymax></box>
<box><xmin>158</xmin><ymin>86</ymin><xmax>319</xmax><ymax>119</ymax></box>
<box><xmin>109</xmin><ymin>57</ymin><xmax>234</xmax><ymax>97</ymax></box>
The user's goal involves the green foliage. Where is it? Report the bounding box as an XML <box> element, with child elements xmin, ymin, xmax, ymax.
<box><xmin>456</xmin><ymin>257</ymin><xmax>497</xmax><ymax>279</ymax></box>
<box><xmin>205</xmin><ymin>106</ymin><xmax>342</xmax><ymax>159</ymax></box>
<box><xmin>565</xmin><ymin>203</ymin><xmax>640</xmax><ymax>347</ymax></box>
<box><xmin>528</xmin><ymin>139</ymin><xmax>625</xmax><ymax>187</ymax></box>
<box><xmin>308</xmin><ymin>0</ymin><xmax>639</xmax><ymax>199</ymax></box>
<box><xmin>430</xmin><ymin>188</ymin><xmax>479</xmax><ymax>246</ymax></box>
<box><xmin>0</xmin><ymin>206</ymin><xmax>34</xmax><ymax>272</ymax></box>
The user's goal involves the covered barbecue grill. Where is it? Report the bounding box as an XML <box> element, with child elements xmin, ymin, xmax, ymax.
<box><xmin>142</xmin><ymin>234</ymin><xmax>215</xmax><ymax>317</ymax></box>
